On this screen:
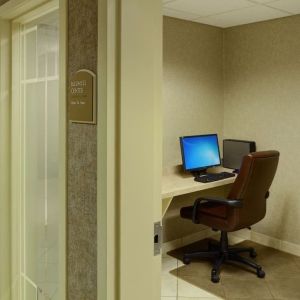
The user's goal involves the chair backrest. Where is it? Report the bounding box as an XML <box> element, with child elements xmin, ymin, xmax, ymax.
<box><xmin>227</xmin><ymin>150</ymin><xmax>280</xmax><ymax>230</ymax></box>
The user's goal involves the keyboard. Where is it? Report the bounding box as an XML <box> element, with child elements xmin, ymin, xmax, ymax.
<box><xmin>195</xmin><ymin>172</ymin><xmax>236</xmax><ymax>183</ymax></box>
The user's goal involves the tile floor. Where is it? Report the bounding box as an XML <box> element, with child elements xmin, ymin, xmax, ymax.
<box><xmin>161</xmin><ymin>239</ymin><xmax>300</xmax><ymax>300</ymax></box>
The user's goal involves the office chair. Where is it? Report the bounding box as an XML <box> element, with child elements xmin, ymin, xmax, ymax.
<box><xmin>180</xmin><ymin>150</ymin><xmax>279</xmax><ymax>283</ymax></box>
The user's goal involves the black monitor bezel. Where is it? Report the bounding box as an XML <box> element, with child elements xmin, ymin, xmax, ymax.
<box><xmin>179</xmin><ymin>134</ymin><xmax>222</xmax><ymax>172</ymax></box>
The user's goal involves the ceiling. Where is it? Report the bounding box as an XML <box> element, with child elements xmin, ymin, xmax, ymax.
<box><xmin>163</xmin><ymin>0</ymin><xmax>300</xmax><ymax>28</ymax></box>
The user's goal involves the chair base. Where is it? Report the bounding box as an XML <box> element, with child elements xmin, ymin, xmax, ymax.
<box><xmin>182</xmin><ymin>231</ymin><xmax>265</xmax><ymax>283</ymax></box>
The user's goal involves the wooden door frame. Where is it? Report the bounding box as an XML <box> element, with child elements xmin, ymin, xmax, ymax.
<box><xmin>97</xmin><ymin>0</ymin><xmax>163</xmax><ymax>299</ymax></box>
<box><xmin>0</xmin><ymin>0</ymin><xmax>67</xmax><ymax>298</ymax></box>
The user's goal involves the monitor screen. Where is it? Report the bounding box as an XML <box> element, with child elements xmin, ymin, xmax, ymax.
<box><xmin>180</xmin><ymin>134</ymin><xmax>221</xmax><ymax>172</ymax></box>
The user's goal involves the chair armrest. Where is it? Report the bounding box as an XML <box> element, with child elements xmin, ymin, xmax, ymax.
<box><xmin>192</xmin><ymin>197</ymin><xmax>242</xmax><ymax>224</ymax></box>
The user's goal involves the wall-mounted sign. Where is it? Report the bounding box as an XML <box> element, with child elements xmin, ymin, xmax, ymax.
<box><xmin>69</xmin><ymin>69</ymin><xmax>97</xmax><ymax>124</ymax></box>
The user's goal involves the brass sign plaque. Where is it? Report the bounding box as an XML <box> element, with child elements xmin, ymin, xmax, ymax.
<box><xmin>69</xmin><ymin>69</ymin><xmax>96</xmax><ymax>124</ymax></box>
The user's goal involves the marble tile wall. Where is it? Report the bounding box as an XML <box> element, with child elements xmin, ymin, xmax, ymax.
<box><xmin>67</xmin><ymin>0</ymin><xmax>98</xmax><ymax>299</ymax></box>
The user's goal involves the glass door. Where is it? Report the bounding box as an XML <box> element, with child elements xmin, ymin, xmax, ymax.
<box><xmin>13</xmin><ymin>6</ymin><xmax>60</xmax><ymax>300</ymax></box>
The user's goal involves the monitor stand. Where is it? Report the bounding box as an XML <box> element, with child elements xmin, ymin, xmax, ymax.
<box><xmin>191</xmin><ymin>169</ymin><xmax>208</xmax><ymax>178</ymax></box>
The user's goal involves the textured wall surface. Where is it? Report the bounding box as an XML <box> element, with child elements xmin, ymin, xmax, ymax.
<box><xmin>163</xmin><ymin>17</ymin><xmax>224</xmax><ymax>170</ymax></box>
<box><xmin>163</xmin><ymin>17</ymin><xmax>224</xmax><ymax>242</ymax></box>
<box><xmin>224</xmin><ymin>15</ymin><xmax>300</xmax><ymax>246</ymax></box>
<box><xmin>67</xmin><ymin>0</ymin><xmax>98</xmax><ymax>299</ymax></box>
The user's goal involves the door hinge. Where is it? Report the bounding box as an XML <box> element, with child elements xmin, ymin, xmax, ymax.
<box><xmin>154</xmin><ymin>221</ymin><xmax>162</xmax><ymax>256</ymax></box>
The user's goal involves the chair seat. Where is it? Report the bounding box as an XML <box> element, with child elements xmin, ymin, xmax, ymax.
<box><xmin>181</xmin><ymin>202</ymin><xmax>227</xmax><ymax>220</ymax></box>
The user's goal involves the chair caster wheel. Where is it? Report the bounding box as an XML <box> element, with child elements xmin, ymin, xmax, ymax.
<box><xmin>257</xmin><ymin>268</ymin><xmax>265</xmax><ymax>278</ymax></box>
<box><xmin>211</xmin><ymin>269</ymin><xmax>220</xmax><ymax>283</ymax></box>
<box><xmin>250</xmin><ymin>249</ymin><xmax>257</xmax><ymax>258</ymax></box>
<box><xmin>183</xmin><ymin>256</ymin><xmax>191</xmax><ymax>265</ymax></box>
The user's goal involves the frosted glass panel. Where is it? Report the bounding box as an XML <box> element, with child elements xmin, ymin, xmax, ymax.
<box><xmin>24</xmin><ymin>82</ymin><xmax>46</xmax><ymax>282</ymax></box>
<box><xmin>25</xmin><ymin>281</ymin><xmax>37</xmax><ymax>300</ymax></box>
<box><xmin>25</xmin><ymin>30</ymin><xmax>37</xmax><ymax>79</ymax></box>
<box><xmin>20</xmin><ymin>9</ymin><xmax>59</xmax><ymax>300</ymax></box>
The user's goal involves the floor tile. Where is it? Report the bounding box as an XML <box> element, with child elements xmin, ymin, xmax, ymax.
<box><xmin>256</xmin><ymin>247</ymin><xmax>296</xmax><ymax>263</ymax></box>
<box><xmin>252</xmin><ymin>246</ymin><xmax>300</xmax><ymax>279</ymax></box>
<box><xmin>263</xmin><ymin>257</ymin><xmax>300</xmax><ymax>279</ymax></box>
<box><xmin>161</xmin><ymin>272</ymin><xmax>177</xmax><ymax>297</ymax></box>
<box><xmin>221</xmin><ymin>277</ymin><xmax>273</xmax><ymax>299</ymax></box>
<box><xmin>163</xmin><ymin>239</ymin><xmax>300</xmax><ymax>299</ymax></box>
<box><xmin>178</xmin><ymin>276</ymin><xmax>225</xmax><ymax>298</ymax></box>
<box><xmin>218</xmin><ymin>260</ymin><xmax>261</xmax><ymax>279</ymax></box>
<box><xmin>272</xmin><ymin>299</ymin><xmax>300</xmax><ymax>300</ymax></box>
<box><xmin>292</xmin><ymin>255</ymin><xmax>300</xmax><ymax>269</ymax></box>
<box><xmin>162</xmin><ymin>255</ymin><xmax>178</xmax><ymax>275</ymax></box>
<box><xmin>267</xmin><ymin>278</ymin><xmax>300</xmax><ymax>299</ymax></box>
<box><xmin>178</xmin><ymin>298</ymin><xmax>225</xmax><ymax>300</ymax></box>
<box><xmin>177</xmin><ymin>260</ymin><xmax>213</xmax><ymax>277</ymax></box>
<box><xmin>226</xmin><ymin>298</ymin><xmax>273</xmax><ymax>300</ymax></box>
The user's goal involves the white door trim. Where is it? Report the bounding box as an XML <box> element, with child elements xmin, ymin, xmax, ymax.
<box><xmin>0</xmin><ymin>18</ymin><xmax>11</xmax><ymax>300</ymax></box>
<box><xmin>97</xmin><ymin>0</ymin><xmax>163</xmax><ymax>299</ymax></box>
<box><xmin>0</xmin><ymin>0</ymin><xmax>51</xmax><ymax>20</ymax></box>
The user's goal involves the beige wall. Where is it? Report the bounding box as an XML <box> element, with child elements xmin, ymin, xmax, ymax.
<box><xmin>224</xmin><ymin>15</ymin><xmax>300</xmax><ymax>246</ymax></box>
<box><xmin>163</xmin><ymin>17</ymin><xmax>224</xmax><ymax>169</ymax></box>
<box><xmin>163</xmin><ymin>17</ymin><xmax>224</xmax><ymax>242</ymax></box>
<box><xmin>164</xmin><ymin>15</ymin><xmax>300</xmax><ymax>247</ymax></box>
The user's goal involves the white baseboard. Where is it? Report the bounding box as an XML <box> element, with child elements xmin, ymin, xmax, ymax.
<box><xmin>162</xmin><ymin>228</ymin><xmax>214</xmax><ymax>255</ymax></box>
<box><xmin>230</xmin><ymin>228</ymin><xmax>251</xmax><ymax>241</ymax></box>
<box><xmin>209</xmin><ymin>229</ymin><xmax>251</xmax><ymax>244</ymax></box>
<box><xmin>251</xmin><ymin>231</ymin><xmax>300</xmax><ymax>257</ymax></box>
<box><xmin>162</xmin><ymin>237</ymin><xmax>182</xmax><ymax>255</ymax></box>
<box><xmin>182</xmin><ymin>228</ymin><xmax>215</xmax><ymax>247</ymax></box>
<box><xmin>163</xmin><ymin>229</ymin><xmax>300</xmax><ymax>257</ymax></box>
<box><xmin>163</xmin><ymin>228</ymin><xmax>251</xmax><ymax>255</ymax></box>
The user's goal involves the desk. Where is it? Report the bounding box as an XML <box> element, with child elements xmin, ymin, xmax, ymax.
<box><xmin>162</xmin><ymin>167</ymin><xmax>236</xmax><ymax>217</ymax></box>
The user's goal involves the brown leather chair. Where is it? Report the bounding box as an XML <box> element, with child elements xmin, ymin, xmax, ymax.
<box><xmin>180</xmin><ymin>150</ymin><xmax>280</xmax><ymax>283</ymax></box>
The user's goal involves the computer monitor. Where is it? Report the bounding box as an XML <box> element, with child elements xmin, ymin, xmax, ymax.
<box><xmin>223</xmin><ymin>139</ymin><xmax>256</xmax><ymax>172</ymax></box>
<box><xmin>180</xmin><ymin>134</ymin><xmax>221</xmax><ymax>175</ymax></box>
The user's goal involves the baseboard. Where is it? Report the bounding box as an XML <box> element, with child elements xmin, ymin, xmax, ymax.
<box><xmin>251</xmin><ymin>231</ymin><xmax>300</xmax><ymax>257</ymax></box>
<box><xmin>163</xmin><ymin>229</ymin><xmax>300</xmax><ymax>257</ymax></box>
<box><xmin>163</xmin><ymin>228</ymin><xmax>253</xmax><ymax>256</ymax></box>
<box><xmin>162</xmin><ymin>228</ymin><xmax>214</xmax><ymax>255</ymax></box>
<box><xmin>162</xmin><ymin>228</ymin><xmax>251</xmax><ymax>255</ymax></box>
<box><xmin>162</xmin><ymin>237</ymin><xmax>182</xmax><ymax>255</ymax></box>
<box><xmin>225</xmin><ymin>228</ymin><xmax>252</xmax><ymax>244</ymax></box>
<box><xmin>208</xmin><ymin>229</ymin><xmax>251</xmax><ymax>245</ymax></box>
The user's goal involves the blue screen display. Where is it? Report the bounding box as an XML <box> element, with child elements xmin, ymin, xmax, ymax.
<box><xmin>180</xmin><ymin>135</ymin><xmax>221</xmax><ymax>171</ymax></box>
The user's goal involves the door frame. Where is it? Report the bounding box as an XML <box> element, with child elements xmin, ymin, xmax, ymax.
<box><xmin>97</xmin><ymin>0</ymin><xmax>163</xmax><ymax>299</ymax></box>
<box><xmin>0</xmin><ymin>0</ymin><xmax>67</xmax><ymax>298</ymax></box>
<box><xmin>0</xmin><ymin>17</ymin><xmax>11</xmax><ymax>300</ymax></box>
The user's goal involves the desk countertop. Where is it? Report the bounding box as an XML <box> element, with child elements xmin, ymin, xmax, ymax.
<box><xmin>162</xmin><ymin>166</ymin><xmax>236</xmax><ymax>199</ymax></box>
